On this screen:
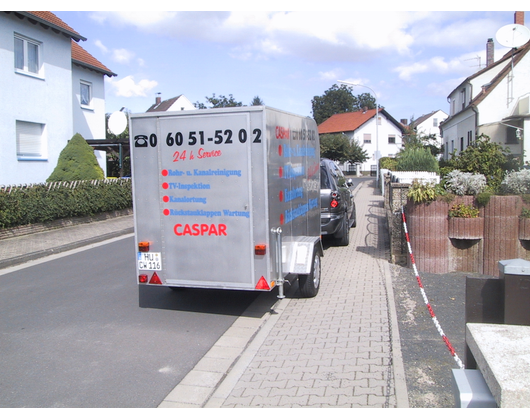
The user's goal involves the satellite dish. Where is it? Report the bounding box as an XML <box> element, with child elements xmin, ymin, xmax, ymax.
<box><xmin>496</xmin><ymin>24</ymin><xmax>530</xmax><ymax>48</ymax></box>
<box><xmin>108</xmin><ymin>111</ymin><xmax>127</xmax><ymax>135</ymax></box>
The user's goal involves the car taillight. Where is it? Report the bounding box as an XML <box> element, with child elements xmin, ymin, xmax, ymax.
<box><xmin>330</xmin><ymin>191</ymin><xmax>339</xmax><ymax>208</ymax></box>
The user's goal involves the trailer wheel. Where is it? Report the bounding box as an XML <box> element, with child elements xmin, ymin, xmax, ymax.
<box><xmin>298</xmin><ymin>250</ymin><xmax>321</xmax><ymax>298</ymax></box>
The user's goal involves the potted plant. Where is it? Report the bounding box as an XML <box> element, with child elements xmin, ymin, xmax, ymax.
<box><xmin>519</xmin><ymin>208</ymin><xmax>530</xmax><ymax>240</ymax></box>
<box><xmin>448</xmin><ymin>202</ymin><xmax>484</xmax><ymax>239</ymax></box>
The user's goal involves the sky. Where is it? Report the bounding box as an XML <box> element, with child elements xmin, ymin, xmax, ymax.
<box><xmin>42</xmin><ymin>4</ymin><xmax>530</xmax><ymax>124</ymax></box>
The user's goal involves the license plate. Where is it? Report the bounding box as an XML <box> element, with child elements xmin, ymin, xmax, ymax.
<box><xmin>137</xmin><ymin>252</ymin><xmax>162</xmax><ymax>271</ymax></box>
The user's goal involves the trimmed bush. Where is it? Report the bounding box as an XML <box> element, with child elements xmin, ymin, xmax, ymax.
<box><xmin>0</xmin><ymin>179</ymin><xmax>132</xmax><ymax>229</ymax></box>
<box><xmin>47</xmin><ymin>133</ymin><xmax>104</xmax><ymax>182</ymax></box>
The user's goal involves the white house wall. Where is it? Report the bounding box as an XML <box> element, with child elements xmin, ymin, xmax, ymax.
<box><xmin>346</xmin><ymin>115</ymin><xmax>403</xmax><ymax>173</ymax></box>
<box><xmin>72</xmin><ymin>64</ymin><xmax>107</xmax><ymax>140</ymax></box>
<box><xmin>0</xmin><ymin>13</ymin><xmax>73</xmax><ymax>185</ymax></box>
<box><xmin>415</xmin><ymin>110</ymin><xmax>447</xmax><ymax>152</ymax></box>
<box><xmin>442</xmin><ymin>109</ymin><xmax>476</xmax><ymax>159</ymax></box>
<box><xmin>168</xmin><ymin>95</ymin><xmax>196</xmax><ymax>111</ymax></box>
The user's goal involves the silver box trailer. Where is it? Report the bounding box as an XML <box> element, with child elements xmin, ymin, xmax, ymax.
<box><xmin>130</xmin><ymin>106</ymin><xmax>322</xmax><ymax>298</ymax></box>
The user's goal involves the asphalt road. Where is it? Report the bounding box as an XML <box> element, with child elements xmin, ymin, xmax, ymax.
<box><xmin>391</xmin><ymin>264</ymin><xmax>480</xmax><ymax>408</ymax></box>
<box><xmin>0</xmin><ymin>236</ymin><xmax>260</xmax><ymax>408</ymax></box>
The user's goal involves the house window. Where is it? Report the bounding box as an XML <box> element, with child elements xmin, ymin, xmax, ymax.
<box><xmin>14</xmin><ymin>34</ymin><xmax>42</xmax><ymax>76</ymax></box>
<box><xmin>433</xmin><ymin>118</ymin><xmax>438</xmax><ymax>127</ymax></box>
<box><xmin>80</xmin><ymin>81</ymin><xmax>92</xmax><ymax>106</ymax></box>
<box><xmin>16</xmin><ymin>120</ymin><xmax>46</xmax><ymax>160</ymax></box>
<box><xmin>388</xmin><ymin>135</ymin><xmax>396</xmax><ymax>144</ymax></box>
<box><xmin>363</xmin><ymin>133</ymin><xmax>371</xmax><ymax>144</ymax></box>
<box><xmin>467</xmin><ymin>131</ymin><xmax>473</xmax><ymax>147</ymax></box>
<box><xmin>461</xmin><ymin>88</ymin><xmax>466</xmax><ymax>110</ymax></box>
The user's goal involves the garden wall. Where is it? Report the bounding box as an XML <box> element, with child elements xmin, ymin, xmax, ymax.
<box><xmin>384</xmin><ymin>175</ymin><xmax>530</xmax><ymax>277</ymax></box>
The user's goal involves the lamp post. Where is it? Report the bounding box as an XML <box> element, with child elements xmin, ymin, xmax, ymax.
<box><xmin>337</xmin><ymin>80</ymin><xmax>380</xmax><ymax>184</ymax></box>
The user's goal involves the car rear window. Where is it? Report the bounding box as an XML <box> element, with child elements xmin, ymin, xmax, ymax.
<box><xmin>320</xmin><ymin>166</ymin><xmax>331</xmax><ymax>189</ymax></box>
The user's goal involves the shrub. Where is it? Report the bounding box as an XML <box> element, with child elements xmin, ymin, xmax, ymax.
<box><xmin>47</xmin><ymin>133</ymin><xmax>104</xmax><ymax>182</ymax></box>
<box><xmin>380</xmin><ymin>156</ymin><xmax>397</xmax><ymax>171</ymax></box>
<box><xmin>500</xmin><ymin>169</ymin><xmax>530</xmax><ymax>195</ymax></box>
<box><xmin>407</xmin><ymin>180</ymin><xmax>444</xmax><ymax>203</ymax></box>
<box><xmin>448</xmin><ymin>203</ymin><xmax>480</xmax><ymax>218</ymax></box>
<box><xmin>396</xmin><ymin>147</ymin><xmax>439</xmax><ymax>173</ymax></box>
<box><xmin>443</xmin><ymin>170</ymin><xmax>487</xmax><ymax>196</ymax></box>
<box><xmin>521</xmin><ymin>208</ymin><xmax>530</xmax><ymax>218</ymax></box>
<box><xmin>0</xmin><ymin>179</ymin><xmax>132</xmax><ymax>229</ymax></box>
<box><xmin>443</xmin><ymin>134</ymin><xmax>513</xmax><ymax>190</ymax></box>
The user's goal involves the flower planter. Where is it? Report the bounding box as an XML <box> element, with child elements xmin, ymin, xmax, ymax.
<box><xmin>448</xmin><ymin>217</ymin><xmax>484</xmax><ymax>239</ymax></box>
<box><xmin>519</xmin><ymin>217</ymin><xmax>530</xmax><ymax>240</ymax></box>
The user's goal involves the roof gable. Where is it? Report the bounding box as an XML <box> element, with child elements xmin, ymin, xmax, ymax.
<box><xmin>318</xmin><ymin>109</ymin><xmax>378</xmax><ymax>134</ymax></box>
<box><xmin>470</xmin><ymin>41</ymin><xmax>530</xmax><ymax>108</ymax></box>
<box><xmin>71</xmin><ymin>41</ymin><xmax>116</xmax><ymax>77</ymax></box>
<box><xmin>318</xmin><ymin>108</ymin><xmax>404</xmax><ymax>134</ymax></box>
<box><xmin>10</xmin><ymin>11</ymin><xmax>86</xmax><ymax>42</ymax></box>
<box><xmin>146</xmin><ymin>96</ymin><xmax>183</xmax><ymax>112</ymax></box>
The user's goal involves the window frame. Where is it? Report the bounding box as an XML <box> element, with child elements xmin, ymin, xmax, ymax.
<box><xmin>14</xmin><ymin>33</ymin><xmax>43</xmax><ymax>78</ymax></box>
<box><xmin>363</xmin><ymin>133</ymin><xmax>372</xmax><ymax>144</ymax></box>
<box><xmin>80</xmin><ymin>80</ymin><xmax>92</xmax><ymax>108</ymax></box>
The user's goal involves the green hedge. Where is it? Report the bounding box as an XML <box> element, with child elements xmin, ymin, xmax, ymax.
<box><xmin>0</xmin><ymin>179</ymin><xmax>132</xmax><ymax>229</ymax></box>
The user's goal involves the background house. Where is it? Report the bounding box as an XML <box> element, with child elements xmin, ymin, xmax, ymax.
<box><xmin>318</xmin><ymin>108</ymin><xmax>405</xmax><ymax>175</ymax></box>
<box><xmin>0</xmin><ymin>11</ymin><xmax>115</xmax><ymax>185</ymax></box>
<box><xmin>440</xmin><ymin>12</ymin><xmax>529</xmax><ymax>162</ymax></box>
<box><xmin>146</xmin><ymin>94</ymin><xmax>196</xmax><ymax>112</ymax></box>
<box><xmin>409</xmin><ymin>110</ymin><xmax>448</xmax><ymax>157</ymax></box>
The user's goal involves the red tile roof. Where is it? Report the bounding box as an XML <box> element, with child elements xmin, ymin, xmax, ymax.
<box><xmin>318</xmin><ymin>109</ymin><xmax>379</xmax><ymax>134</ymax></box>
<box><xmin>71</xmin><ymin>41</ymin><xmax>116</xmax><ymax>77</ymax></box>
<box><xmin>23</xmin><ymin>11</ymin><xmax>86</xmax><ymax>41</ymax></box>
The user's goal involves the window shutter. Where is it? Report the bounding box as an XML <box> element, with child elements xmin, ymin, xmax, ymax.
<box><xmin>16</xmin><ymin>121</ymin><xmax>44</xmax><ymax>157</ymax></box>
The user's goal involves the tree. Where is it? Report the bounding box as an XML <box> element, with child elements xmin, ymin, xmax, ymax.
<box><xmin>311</xmin><ymin>84</ymin><xmax>377</xmax><ymax>125</ymax></box>
<box><xmin>47</xmin><ymin>133</ymin><xmax>104</xmax><ymax>181</ymax></box>
<box><xmin>320</xmin><ymin>134</ymin><xmax>368</xmax><ymax>165</ymax></box>
<box><xmin>250</xmin><ymin>96</ymin><xmax>264</xmax><ymax>106</ymax></box>
<box><xmin>194</xmin><ymin>94</ymin><xmax>243</xmax><ymax>109</ymax></box>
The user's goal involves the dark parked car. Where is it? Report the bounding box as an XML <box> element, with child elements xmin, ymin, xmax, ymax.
<box><xmin>320</xmin><ymin>158</ymin><xmax>356</xmax><ymax>246</ymax></box>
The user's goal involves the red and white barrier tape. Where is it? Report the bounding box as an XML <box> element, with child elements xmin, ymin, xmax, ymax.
<box><xmin>401</xmin><ymin>207</ymin><xmax>465</xmax><ymax>370</ymax></box>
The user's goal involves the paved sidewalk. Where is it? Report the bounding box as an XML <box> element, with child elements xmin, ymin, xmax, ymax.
<box><xmin>0</xmin><ymin>215</ymin><xmax>134</xmax><ymax>269</ymax></box>
<box><xmin>160</xmin><ymin>180</ymin><xmax>409</xmax><ymax>408</ymax></box>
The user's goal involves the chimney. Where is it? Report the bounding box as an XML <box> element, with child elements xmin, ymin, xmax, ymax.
<box><xmin>155</xmin><ymin>92</ymin><xmax>162</xmax><ymax>106</ymax></box>
<box><xmin>515</xmin><ymin>11</ymin><xmax>524</xmax><ymax>25</ymax></box>
<box><xmin>486</xmin><ymin>38</ymin><xmax>494</xmax><ymax>67</ymax></box>
<box><xmin>400</xmin><ymin>119</ymin><xmax>408</xmax><ymax>126</ymax></box>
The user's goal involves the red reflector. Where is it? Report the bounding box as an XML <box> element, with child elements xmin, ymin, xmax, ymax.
<box><xmin>255</xmin><ymin>244</ymin><xmax>267</xmax><ymax>255</ymax></box>
<box><xmin>139</xmin><ymin>274</ymin><xmax>148</xmax><ymax>283</ymax></box>
<box><xmin>331</xmin><ymin>199</ymin><xmax>339</xmax><ymax>208</ymax></box>
<box><xmin>255</xmin><ymin>276</ymin><xmax>270</xmax><ymax>290</ymax></box>
<box><xmin>138</xmin><ymin>241</ymin><xmax>150</xmax><ymax>252</ymax></box>
<box><xmin>149</xmin><ymin>272</ymin><xmax>162</xmax><ymax>285</ymax></box>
